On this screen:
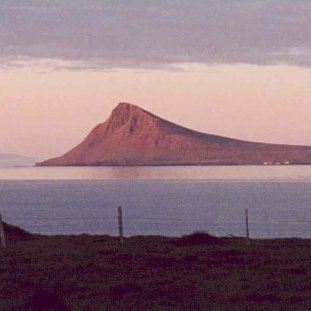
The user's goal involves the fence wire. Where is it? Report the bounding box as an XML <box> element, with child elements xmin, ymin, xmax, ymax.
<box><xmin>2</xmin><ymin>214</ymin><xmax>311</xmax><ymax>239</ymax></box>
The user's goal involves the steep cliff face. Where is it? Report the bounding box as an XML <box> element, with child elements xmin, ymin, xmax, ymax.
<box><xmin>38</xmin><ymin>102</ymin><xmax>311</xmax><ymax>166</ymax></box>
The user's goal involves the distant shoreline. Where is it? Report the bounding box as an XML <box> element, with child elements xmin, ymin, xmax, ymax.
<box><xmin>36</xmin><ymin>162</ymin><xmax>311</xmax><ymax>167</ymax></box>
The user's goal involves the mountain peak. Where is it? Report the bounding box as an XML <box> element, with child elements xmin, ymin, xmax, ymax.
<box><xmin>38</xmin><ymin>102</ymin><xmax>311</xmax><ymax>166</ymax></box>
<box><xmin>112</xmin><ymin>102</ymin><xmax>146</xmax><ymax>116</ymax></box>
<box><xmin>115</xmin><ymin>102</ymin><xmax>136</xmax><ymax>110</ymax></box>
<box><xmin>106</xmin><ymin>102</ymin><xmax>156</xmax><ymax>135</ymax></box>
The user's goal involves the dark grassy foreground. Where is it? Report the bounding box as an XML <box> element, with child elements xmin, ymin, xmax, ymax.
<box><xmin>1</xmin><ymin>223</ymin><xmax>311</xmax><ymax>310</ymax></box>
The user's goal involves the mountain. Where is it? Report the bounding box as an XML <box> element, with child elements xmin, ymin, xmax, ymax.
<box><xmin>38</xmin><ymin>102</ymin><xmax>311</xmax><ymax>166</ymax></box>
<box><xmin>0</xmin><ymin>154</ymin><xmax>37</xmax><ymax>167</ymax></box>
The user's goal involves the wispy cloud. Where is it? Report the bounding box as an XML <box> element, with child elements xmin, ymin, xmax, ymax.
<box><xmin>1</xmin><ymin>0</ymin><xmax>311</xmax><ymax>69</ymax></box>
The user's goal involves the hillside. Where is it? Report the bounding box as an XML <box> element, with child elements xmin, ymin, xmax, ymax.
<box><xmin>38</xmin><ymin>103</ymin><xmax>311</xmax><ymax>166</ymax></box>
<box><xmin>1</xmin><ymin>227</ymin><xmax>311</xmax><ymax>310</ymax></box>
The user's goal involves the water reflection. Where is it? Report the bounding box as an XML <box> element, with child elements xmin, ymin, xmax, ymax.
<box><xmin>0</xmin><ymin>165</ymin><xmax>311</xmax><ymax>181</ymax></box>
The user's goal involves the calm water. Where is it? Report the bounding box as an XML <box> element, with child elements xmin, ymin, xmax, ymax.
<box><xmin>0</xmin><ymin>166</ymin><xmax>311</xmax><ymax>238</ymax></box>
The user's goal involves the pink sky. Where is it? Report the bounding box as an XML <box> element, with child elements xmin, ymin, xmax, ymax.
<box><xmin>1</xmin><ymin>2</ymin><xmax>311</xmax><ymax>159</ymax></box>
<box><xmin>1</xmin><ymin>63</ymin><xmax>311</xmax><ymax>158</ymax></box>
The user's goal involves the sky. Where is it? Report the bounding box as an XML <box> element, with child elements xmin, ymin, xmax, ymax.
<box><xmin>1</xmin><ymin>0</ymin><xmax>311</xmax><ymax>158</ymax></box>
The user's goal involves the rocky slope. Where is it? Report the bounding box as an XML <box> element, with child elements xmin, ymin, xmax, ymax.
<box><xmin>38</xmin><ymin>102</ymin><xmax>311</xmax><ymax>166</ymax></box>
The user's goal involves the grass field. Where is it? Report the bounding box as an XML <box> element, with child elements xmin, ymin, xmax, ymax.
<box><xmin>0</xmin><ymin>223</ymin><xmax>310</xmax><ymax>310</ymax></box>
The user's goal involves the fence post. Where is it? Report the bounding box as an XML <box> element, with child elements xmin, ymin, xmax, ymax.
<box><xmin>118</xmin><ymin>206</ymin><xmax>124</xmax><ymax>244</ymax></box>
<box><xmin>0</xmin><ymin>213</ymin><xmax>6</xmax><ymax>248</ymax></box>
<box><xmin>245</xmin><ymin>208</ymin><xmax>250</xmax><ymax>246</ymax></box>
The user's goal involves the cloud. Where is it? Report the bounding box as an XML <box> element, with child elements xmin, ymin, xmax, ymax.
<box><xmin>1</xmin><ymin>0</ymin><xmax>311</xmax><ymax>69</ymax></box>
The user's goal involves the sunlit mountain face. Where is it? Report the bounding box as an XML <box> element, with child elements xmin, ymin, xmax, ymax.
<box><xmin>38</xmin><ymin>103</ymin><xmax>311</xmax><ymax>166</ymax></box>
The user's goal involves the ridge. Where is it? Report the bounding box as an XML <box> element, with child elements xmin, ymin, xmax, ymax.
<box><xmin>37</xmin><ymin>102</ymin><xmax>311</xmax><ymax>166</ymax></box>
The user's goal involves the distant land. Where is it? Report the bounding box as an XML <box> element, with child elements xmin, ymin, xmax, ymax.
<box><xmin>38</xmin><ymin>102</ymin><xmax>311</xmax><ymax>166</ymax></box>
<box><xmin>0</xmin><ymin>153</ymin><xmax>37</xmax><ymax>167</ymax></box>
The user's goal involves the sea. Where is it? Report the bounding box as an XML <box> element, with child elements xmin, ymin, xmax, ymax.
<box><xmin>0</xmin><ymin>166</ymin><xmax>310</xmax><ymax>238</ymax></box>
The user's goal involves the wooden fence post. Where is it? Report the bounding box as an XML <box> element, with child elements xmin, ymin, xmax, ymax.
<box><xmin>245</xmin><ymin>208</ymin><xmax>250</xmax><ymax>246</ymax></box>
<box><xmin>118</xmin><ymin>206</ymin><xmax>124</xmax><ymax>244</ymax></box>
<box><xmin>0</xmin><ymin>213</ymin><xmax>6</xmax><ymax>248</ymax></box>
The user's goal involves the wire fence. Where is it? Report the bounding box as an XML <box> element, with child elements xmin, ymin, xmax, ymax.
<box><xmin>1</xmin><ymin>208</ymin><xmax>311</xmax><ymax>240</ymax></box>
